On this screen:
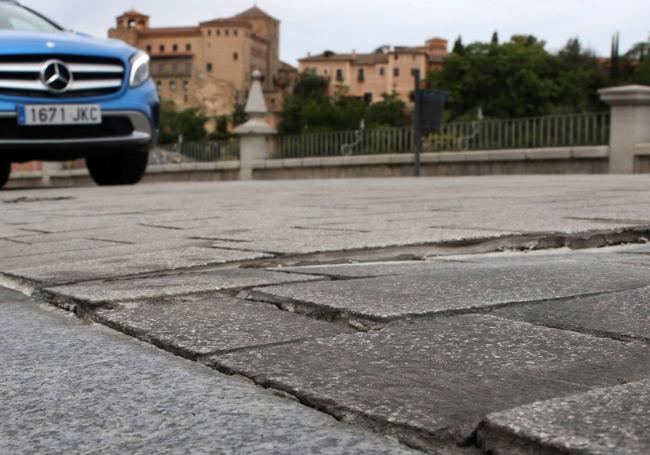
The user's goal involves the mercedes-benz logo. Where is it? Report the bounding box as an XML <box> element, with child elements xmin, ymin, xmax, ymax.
<box><xmin>40</xmin><ymin>60</ymin><xmax>73</xmax><ymax>93</ymax></box>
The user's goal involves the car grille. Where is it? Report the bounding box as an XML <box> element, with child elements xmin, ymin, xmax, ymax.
<box><xmin>0</xmin><ymin>55</ymin><xmax>125</xmax><ymax>98</ymax></box>
<box><xmin>0</xmin><ymin>116</ymin><xmax>134</xmax><ymax>140</ymax></box>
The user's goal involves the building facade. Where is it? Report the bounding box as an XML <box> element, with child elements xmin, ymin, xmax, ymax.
<box><xmin>109</xmin><ymin>7</ymin><xmax>296</xmax><ymax>117</ymax></box>
<box><xmin>298</xmin><ymin>38</ymin><xmax>448</xmax><ymax>103</ymax></box>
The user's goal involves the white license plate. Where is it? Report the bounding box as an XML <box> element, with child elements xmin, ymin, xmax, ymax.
<box><xmin>18</xmin><ymin>104</ymin><xmax>102</xmax><ymax>126</ymax></box>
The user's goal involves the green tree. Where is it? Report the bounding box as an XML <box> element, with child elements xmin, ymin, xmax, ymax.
<box><xmin>366</xmin><ymin>93</ymin><xmax>411</xmax><ymax>127</ymax></box>
<box><xmin>491</xmin><ymin>32</ymin><xmax>499</xmax><ymax>46</ymax></box>
<box><xmin>624</xmin><ymin>40</ymin><xmax>650</xmax><ymax>84</ymax></box>
<box><xmin>159</xmin><ymin>103</ymin><xmax>207</xmax><ymax>144</ymax></box>
<box><xmin>232</xmin><ymin>103</ymin><xmax>248</xmax><ymax>126</ymax></box>
<box><xmin>279</xmin><ymin>70</ymin><xmax>329</xmax><ymax>134</ymax></box>
<box><xmin>610</xmin><ymin>32</ymin><xmax>621</xmax><ymax>81</ymax></box>
<box><xmin>452</xmin><ymin>36</ymin><xmax>465</xmax><ymax>55</ymax></box>
<box><xmin>554</xmin><ymin>37</ymin><xmax>609</xmax><ymax>112</ymax></box>
<box><xmin>208</xmin><ymin>115</ymin><xmax>230</xmax><ymax>141</ymax></box>
<box><xmin>434</xmin><ymin>38</ymin><xmax>558</xmax><ymax>119</ymax></box>
<box><xmin>430</xmin><ymin>34</ymin><xmax>616</xmax><ymax>120</ymax></box>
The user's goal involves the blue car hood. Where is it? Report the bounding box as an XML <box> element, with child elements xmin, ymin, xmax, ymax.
<box><xmin>0</xmin><ymin>30</ymin><xmax>135</xmax><ymax>62</ymax></box>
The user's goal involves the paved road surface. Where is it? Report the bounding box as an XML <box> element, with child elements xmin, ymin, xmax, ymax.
<box><xmin>1</xmin><ymin>176</ymin><xmax>650</xmax><ymax>454</ymax></box>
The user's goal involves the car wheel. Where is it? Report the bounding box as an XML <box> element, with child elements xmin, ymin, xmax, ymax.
<box><xmin>0</xmin><ymin>161</ymin><xmax>10</xmax><ymax>190</ymax></box>
<box><xmin>86</xmin><ymin>149</ymin><xmax>149</xmax><ymax>186</ymax></box>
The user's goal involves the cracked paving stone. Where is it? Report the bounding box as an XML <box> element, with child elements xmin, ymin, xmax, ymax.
<box><xmin>477</xmin><ymin>379</ymin><xmax>650</xmax><ymax>455</ymax></box>
<box><xmin>0</xmin><ymin>288</ymin><xmax>415</xmax><ymax>455</ymax></box>
<box><xmin>95</xmin><ymin>294</ymin><xmax>352</xmax><ymax>358</ymax></box>
<box><xmin>255</xmin><ymin>259</ymin><xmax>650</xmax><ymax>321</ymax></box>
<box><xmin>44</xmin><ymin>268</ymin><xmax>323</xmax><ymax>307</ymax></box>
<box><xmin>207</xmin><ymin>314</ymin><xmax>650</xmax><ymax>447</ymax></box>
<box><xmin>488</xmin><ymin>286</ymin><xmax>650</xmax><ymax>343</ymax></box>
<box><xmin>3</xmin><ymin>247</ymin><xmax>271</xmax><ymax>286</ymax></box>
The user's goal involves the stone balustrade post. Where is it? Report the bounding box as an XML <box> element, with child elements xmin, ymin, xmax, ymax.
<box><xmin>235</xmin><ymin>70</ymin><xmax>277</xmax><ymax>180</ymax></box>
<box><xmin>599</xmin><ymin>85</ymin><xmax>650</xmax><ymax>174</ymax></box>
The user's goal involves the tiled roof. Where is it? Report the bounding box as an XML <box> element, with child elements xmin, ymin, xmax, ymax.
<box><xmin>199</xmin><ymin>18</ymin><xmax>253</xmax><ymax>28</ymax></box>
<box><xmin>234</xmin><ymin>6</ymin><xmax>278</xmax><ymax>21</ymax></box>
<box><xmin>300</xmin><ymin>52</ymin><xmax>389</xmax><ymax>65</ymax></box>
<box><xmin>138</xmin><ymin>27</ymin><xmax>202</xmax><ymax>37</ymax></box>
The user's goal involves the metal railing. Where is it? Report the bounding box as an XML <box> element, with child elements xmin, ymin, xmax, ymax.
<box><xmin>156</xmin><ymin>140</ymin><xmax>240</xmax><ymax>163</ymax></box>
<box><xmin>275</xmin><ymin>112</ymin><xmax>610</xmax><ymax>159</ymax></box>
<box><xmin>277</xmin><ymin>127</ymin><xmax>413</xmax><ymax>159</ymax></box>
<box><xmin>429</xmin><ymin>112</ymin><xmax>611</xmax><ymax>152</ymax></box>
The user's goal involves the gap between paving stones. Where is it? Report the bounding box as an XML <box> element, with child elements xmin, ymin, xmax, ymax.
<box><xmin>3</xmin><ymin>225</ymin><xmax>650</xmax><ymax>295</ymax></box>
<box><xmin>479</xmin><ymin>301</ymin><xmax>650</xmax><ymax>346</ymax></box>
<box><xmin>198</xmin><ymin>348</ymin><xmax>483</xmax><ymax>455</ymax></box>
<box><xmin>3</xmin><ymin>226</ymin><xmax>650</xmax><ymax>454</ymax></box>
<box><xmin>243</xmin><ymin>287</ymin><xmax>648</xmax><ymax>334</ymax></box>
<box><xmin>39</xmin><ymin>276</ymin><xmax>333</xmax><ymax>321</ymax></box>
<box><xmin>3</xmin><ymin>225</ymin><xmax>650</xmax><ymax>327</ymax></box>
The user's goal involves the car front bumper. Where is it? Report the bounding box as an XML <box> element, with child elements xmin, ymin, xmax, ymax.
<box><xmin>0</xmin><ymin>80</ymin><xmax>159</xmax><ymax>161</ymax></box>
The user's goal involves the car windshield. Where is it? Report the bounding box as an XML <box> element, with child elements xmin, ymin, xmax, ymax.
<box><xmin>0</xmin><ymin>2</ymin><xmax>61</xmax><ymax>32</ymax></box>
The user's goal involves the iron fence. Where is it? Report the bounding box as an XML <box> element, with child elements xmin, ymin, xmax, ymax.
<box><xmin>156</xmin><ymin>140</ymin><xmax>240</xmax><ymax>163</ymax></box>
<box><xmin>275</xmin><ymin>112</ymin><xmax>610</xmax><ymax>159</ymax></box>
<box><xmin>429</xmin><ymin>112</ymin><xmax>611</xmax><ymax>152</ymax></box>
<box><xmin>277</xmin><ymin>127</ymin><xmax>413</xmax><ymax>159</ymax></box>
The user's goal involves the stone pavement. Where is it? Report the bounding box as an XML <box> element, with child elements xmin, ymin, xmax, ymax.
<box><xmin>1</xmin><ymin>176</ymin><xmax>650</xmax><ymax>454</ymax></box>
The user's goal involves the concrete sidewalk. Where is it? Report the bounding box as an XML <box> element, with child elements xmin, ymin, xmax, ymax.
<box><xmin>1</xmin><ymin>176</ymin><xmax>650</xmax><ymax>454</ymax></box>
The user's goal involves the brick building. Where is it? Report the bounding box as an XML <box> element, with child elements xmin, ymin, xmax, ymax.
<box><xmin>299</xmin><ymin>38</ymin><xmax>448</xmax><ymax>103</ymax></box>
<box><xmin>109</xmin><ymin>7</ymin><xmax>296</xmax><ymax>117</ymax></box>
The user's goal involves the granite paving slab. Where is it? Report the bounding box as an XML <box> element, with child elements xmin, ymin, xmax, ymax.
<box><xmin>488</xmin><ymin>286</ymin><xmax>650</xmax><ymax>343</ymax></box>
<box><xmin>4</xmin><ymin>247</ymin><xmax>271</xmax><ymax>287</ymax></box>
<box><xmin>44</xmin><ymin>268</ymin><xmax>323</xmax><ymax>306</ymax></box>
<box><xmin>253</xmin><ymin>260</ymin><xmax>650</xmax><ymax>321</ymax></box>
<box><xmin>0</xmin><ymin>238</ymin><xmax>202</xmax><ymax>270</ymax></box>
<box><xmin>0</xmin><ymin>238</ymin><xmax>115</xmax><ymax>259</ymax></box>
<box><xmin>477</xmin><ymin>379</ymin><xmax>650</xmax><ymax>455</ymax></box>
<box><xmin>95</xmin><ymin>294</ymin><xmax>352</xmax><ymax>358</ymax></box>
<box><xmin>0</xmin><ymin>287</ymin><xmax>416</xmax><ymax>455</ymax></box>
<box><xmin>208</xmin><ymin>315</ymin><xmax>650</xmax><ymax>447</ymax></box>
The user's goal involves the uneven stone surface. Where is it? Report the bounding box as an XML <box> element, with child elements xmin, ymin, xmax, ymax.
<box><xmin>208</xmin><ymin>315</ymin><xmax>650</xmax><ymax>445</ymax></box>
<box><xmin>95</xmin><ymin>294</ymin><xmax>351</xmax><ymax>358</ymax></box>
<box><xmin>3</xmin><ymin>177</ymin><xmax>650</xmax><ymax>453</ymax></box>
<box><xmin>45</xmin><ymin>268</ymin><xmax>323</xmax><ymax>306</ymax></box>
<box><xmin>4</xmin><ymin>247</ymin><xmax>270</xmax><ymax>286</ymax></box>
<box><xmin>490</xmin><ymin>286</ymin><xmax>650</xmax><ymax>343</ymax></box>
<box><xmin>477</xmin><ymin>379</ymin><xmax>650</xmax><ymax>455</ymax></box>
<box><xmin>3</xmin><ymin>177</ymin><xmax>650</xmax><ymax>272</ymax></box>
<box><xmin>0</xmin><ymin>288</ymin><xmax>416</xmax><ymax>455</ymax></box>
<box><xmin>254</xmin><ymin>259</ymin><xmax>650</xmax><ymax>321</ymax></box>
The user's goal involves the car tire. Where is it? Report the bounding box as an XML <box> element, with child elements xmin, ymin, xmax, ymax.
<box><xmin>0</xmin><ymin>161</ymin><xmax>10</xmax><ymax>190</ymax></box>
<box><xmin>86</xmin><ymin>149</ymin><xmax>149</xmax><ymax>186</ymax></box>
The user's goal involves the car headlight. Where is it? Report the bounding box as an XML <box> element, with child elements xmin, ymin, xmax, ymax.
<box><xmin>129</xmin><ymin>51</ymin><xmax>150</xmax><ymax>87</ymax></box>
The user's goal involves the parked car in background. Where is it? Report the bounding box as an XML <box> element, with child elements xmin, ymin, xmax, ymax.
<box><xmin>0</xmin><ymin>0</ymin><xmax>159</xmax><ymax>189</ymax></box>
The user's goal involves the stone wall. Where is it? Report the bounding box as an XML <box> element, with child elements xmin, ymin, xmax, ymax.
<box><xmin>251</xmin><ymin>147</ymin><xmax>610</xmax><ymax>180</ymax></box>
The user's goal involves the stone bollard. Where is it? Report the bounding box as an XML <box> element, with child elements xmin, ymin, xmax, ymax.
<box><xmin>599</xmin><ymin>85</ymin><xmax>650</xmax><ymax>174</ymax></box>
<box><xmin>235</xmin><ymin>70</ymin><xmax>277</xmax><ymax>180</ymax></box>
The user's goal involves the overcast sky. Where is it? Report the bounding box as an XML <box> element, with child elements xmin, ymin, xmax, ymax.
<box><xmin>24</xmin><ymin>0</ymin><xmax>649</xmax><ymax>65</ymax></box>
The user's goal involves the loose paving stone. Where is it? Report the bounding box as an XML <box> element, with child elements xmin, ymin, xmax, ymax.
<box><xmin>44</xmin><ymin>268</ymin><xmax>323</xmax><ymax>306</ymax></box>
<box><xmin>211</xmin><ymin>228</ymin><xmax>503</xmax><ymax>255</ymax></box>
<box><xmin>477</xmin><ymin>379</ymin><xmax>650</xmax><ymax>455</ymax></box>
<box><xmin>95</xmin><ymin>294</ymin><xmax>352</xmax><ymax>358</ymax></box>
<box><xmin>489</xmin><ymin>286</ymin><xmax>650</xmax><ymax>343</ymax></box>
<box><xmin>208</xmin><ymin>315</ymin><xmax>650</xmax><ymax>447</ymax></box>
<box><xmin>0</xmin><ymin>288</ymin><xmax>415</xmax><ymax>455</ymax></box>
<box><xmin>254</xmin><ymin>260</ymin><xmax>650</xmax><ymax>321</ymax></box>
<box><xmin>4</xmin><ymin>247</ymin><xmax>271</xmax><ymax>286</ymax></box>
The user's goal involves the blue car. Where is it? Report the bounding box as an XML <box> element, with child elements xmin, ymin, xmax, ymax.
<box><xmin>0</xmin><ymin>0</ymin><xmax>159</xmax><ymax>188</ymax></box>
